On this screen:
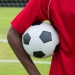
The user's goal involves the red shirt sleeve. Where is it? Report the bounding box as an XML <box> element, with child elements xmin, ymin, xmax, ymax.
<box><xmin>11</xmin><ymin>0</ymin><xmax>40</xmax><ymax>34</ymax></box>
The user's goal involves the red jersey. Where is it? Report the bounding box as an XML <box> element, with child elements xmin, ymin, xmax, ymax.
<box><xmin>11</xmin><ymin>0</ymin><xmax>75</xmax><ymax>75</ymax></box>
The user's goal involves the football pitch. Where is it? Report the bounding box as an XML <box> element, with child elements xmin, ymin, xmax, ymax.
<box><xmin>0</xmin><ymin>7</ymin><xmax>52</xmax><ymax>75</ymax></box>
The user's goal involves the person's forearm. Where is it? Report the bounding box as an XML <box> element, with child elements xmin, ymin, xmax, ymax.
<box><xmin>7</xmin><ymin>26</ymin><xmax>41</xmax><ymax>75</ymax></box>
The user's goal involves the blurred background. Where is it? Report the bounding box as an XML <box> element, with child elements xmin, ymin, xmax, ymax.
<box><xmin>0</xmin><ymin>0</ymin><xmax>28</xmax><ymax>7</ymax></box>
<box><xmin>0</xmin><ymin>0</ymin><xmax>51</xmax><ymax>75</ymax></box>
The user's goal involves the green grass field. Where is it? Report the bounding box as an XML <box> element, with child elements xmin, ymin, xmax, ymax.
<box><xmin>0</xmin><ymin>7</ymin><xmax>52</xmax><ymax>75</ymax></box>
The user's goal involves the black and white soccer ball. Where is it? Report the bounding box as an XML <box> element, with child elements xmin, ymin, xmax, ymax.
<box><xmin>22</xmin><ymin>22</ymin><xmax>59</xmax><ymax>58</ymax></box>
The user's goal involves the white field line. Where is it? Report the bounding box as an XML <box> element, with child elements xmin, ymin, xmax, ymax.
<box><xmin>0</xmin><ymin>60</ymin><xmax>51</xmax><ymax>64</ymax></box>
<box><xmin>0</xmin><ymin>39</ymin><xmax>8</xmax><ymax>43</ymax></box>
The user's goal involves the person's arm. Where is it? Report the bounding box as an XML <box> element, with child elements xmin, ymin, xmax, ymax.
<box><xmin>7</xmin><ymin>26</ymin><xmax>41</xmax><ymax>75</ymax></box>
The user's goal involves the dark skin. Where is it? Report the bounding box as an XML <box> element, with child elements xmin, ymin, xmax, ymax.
<box><xmin>7</xmin><ymin>26</ymin><xmax>41</xmax><ymax>75</ymax></box>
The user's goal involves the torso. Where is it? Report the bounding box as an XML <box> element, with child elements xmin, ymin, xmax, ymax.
<box><xmin>47</xmin><ymin>0</ymin><xmax>75</xmax><ymax>75</ymax></box>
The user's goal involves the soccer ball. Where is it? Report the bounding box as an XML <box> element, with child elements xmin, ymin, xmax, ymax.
<box><xmin>22</xmin><ymin>22</ymin><xmax>59</xmax><ymax>58</ymax></box>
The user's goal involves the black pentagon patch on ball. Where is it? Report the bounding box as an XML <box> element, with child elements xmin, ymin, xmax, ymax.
<box><xmin>32</xmin><ymin>21</ymin><xmax>43</xmax><ymax>26</ymax></box>
<box><xmin>23</xmin><ymin>33</ymin><xmax>31</xmax><ymax>45</ymax></box>
<box><xmin>33</xmin><ymin>51</ymin><xmax>45</xmax><ymax>58</ymax></box>
<box><xmin>53</xmin><ymin>43</ymin><xmax>60</xmax><ymax>53</ymax></box>
<box><xmin>39</xmin><ymin>31</ymin><xmax>52</xmax><ymax>43</ymax></box>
